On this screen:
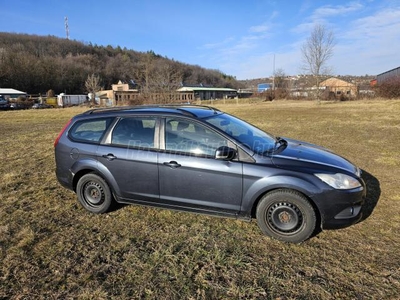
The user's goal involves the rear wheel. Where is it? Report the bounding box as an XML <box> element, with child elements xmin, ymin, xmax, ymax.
<box><xmin>76</xmin><ymin>173</ymin><xmax>113</xmax><ymax>214</ymax></box>
<box><xmin>256</xmin><ymin>189</ymin><xmax>317</xmax><ymax>243</ymax></box>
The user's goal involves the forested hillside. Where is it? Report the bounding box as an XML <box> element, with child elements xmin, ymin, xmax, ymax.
<box><xmin>0</xmin><ymin>32</ymin><xmax>242</xmax><ymax>94</ymax></box>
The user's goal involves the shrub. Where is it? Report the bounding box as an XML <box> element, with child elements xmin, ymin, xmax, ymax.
<box><xmin>375</xmin><ymin>76</ymin><xmax>400</xmax><ymax>98</ymax></box>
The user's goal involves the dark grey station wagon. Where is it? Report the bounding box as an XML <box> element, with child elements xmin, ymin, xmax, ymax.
<box><xmin>54</xmin><ymin>105</ymin><xmax>366</xmax><ymax>243</ymax></box>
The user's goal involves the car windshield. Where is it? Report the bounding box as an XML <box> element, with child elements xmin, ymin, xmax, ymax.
<box><xmin>203</xmin><ymin>113</ymin><xmax>276</xmax><ymax>155</ymax></box>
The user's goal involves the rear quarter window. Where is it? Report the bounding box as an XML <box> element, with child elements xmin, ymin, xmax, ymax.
<box><xmin>69</xmin><ymin>117</ymin><xmax>114</xmax><ymax>143</ymax></box>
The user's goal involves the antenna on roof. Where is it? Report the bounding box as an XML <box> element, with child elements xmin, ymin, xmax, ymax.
<box><xmin>65</xmin><ymin>16</ymin><xmax>70</xmax><ymax>40</ymax></box>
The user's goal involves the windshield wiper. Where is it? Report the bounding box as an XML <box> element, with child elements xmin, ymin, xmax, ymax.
<box><xmin>261</xmin><ymin>137</ymin><xmax>287</xmax><ymax>155</ymax></box>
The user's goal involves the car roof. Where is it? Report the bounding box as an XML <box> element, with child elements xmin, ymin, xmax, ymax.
<box><xmin>80</xmin><ymin>105</ymin><xmax>222</xmax><ymax>119</ymax></box>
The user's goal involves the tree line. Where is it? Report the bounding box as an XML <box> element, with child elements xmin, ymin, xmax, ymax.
<box><xmin>0</xmin><ymin>32</ymin><xmax>243</xmax><ymax>95</ymax></box>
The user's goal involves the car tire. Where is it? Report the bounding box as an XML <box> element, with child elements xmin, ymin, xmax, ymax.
<box><xmin>256</xmin><ymin>189</ymin><xmax>317</xmax><ymax>243</ymax></box>
<box><xmin>76</xmin><ymin>173</ymin><xmax>114</xmax><ymax>214</ymax></box>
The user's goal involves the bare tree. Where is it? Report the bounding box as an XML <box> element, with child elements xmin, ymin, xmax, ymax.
<box><xmin>136</xmin><ymin>55</ymin><xmax>182</xmax><ymax>103</ymax></box>
<box><xmin>274</xmin><ymin>68</ymin><xmax>286</xmax><ymax>89</ymax></box>
<box><xmin>301</xmin><ymin>24</ymin><xmax>335</xmax><ymax>100</ymax></box>
<box><xmin>85</xmin><ymin>73</ymin><xmax>101</xmax><ymax>105</ymax></box>
<box><xmin>273</xmin><ymin>68</ymin><xmax>289</xmax><ymax>99</ymax></box>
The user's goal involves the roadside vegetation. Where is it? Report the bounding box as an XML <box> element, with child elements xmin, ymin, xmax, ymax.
<box><xmin>0</xmin><ymin>33</ymin><xmax>240</xmax><ymax>95</ymax></box>
<box><xmin>0</xmin><ymin>99</ymin><xmax>399</xmax><ymax>299</ymax></box>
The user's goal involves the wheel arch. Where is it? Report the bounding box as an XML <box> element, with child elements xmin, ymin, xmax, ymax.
<box><xmin>73</xmin><ymin>169</ymin><xmax>96</xmax><ymax>192</ymax></box>
<box><xmin>242</xmin><ymin>174</ymin><xmax>320</xmax><ymax>214</ymax></box>
<box><xmin>70</xmin><ymin>159</ymin><xmax>121</xmax><ymax>197</ymax></box>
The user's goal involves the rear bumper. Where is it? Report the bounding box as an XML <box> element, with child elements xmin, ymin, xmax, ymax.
<box><xmin>55</xmin><ymin>167</ymin><xmax>74</xmax><ymax>191</ymax></box>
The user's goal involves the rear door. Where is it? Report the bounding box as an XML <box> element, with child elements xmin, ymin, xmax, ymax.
<box><xmin>97</xmin><ymin>116</ymin><xmax>159</xmax><ymax>202</ymax></box>
<box><xmin>158</xmin><ymin>117</ymin><xmax>243</xmax><ymax>215</ymax></box>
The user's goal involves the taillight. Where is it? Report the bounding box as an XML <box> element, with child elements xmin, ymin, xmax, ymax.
<box><xmin>54</xmin><ymin>119</ymin><xmax>72</xmax><ymax>147</ymax></box>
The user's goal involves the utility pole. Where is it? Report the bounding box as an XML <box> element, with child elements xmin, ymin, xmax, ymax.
<box><xmin>272</xmin><ymin>54</ymin><xmax>276</xmax><ymax>90</ymax></box>
<box><xmin>65</xmin><ymin>17</ymin><xmax>70</xmax><ymax>40</ymax></box>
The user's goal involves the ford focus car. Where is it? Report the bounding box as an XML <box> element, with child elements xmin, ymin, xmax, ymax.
<box><xmin>54</xmin><ymin>105</ymin><xmax>366</xmax><ymax>243</ymax></box>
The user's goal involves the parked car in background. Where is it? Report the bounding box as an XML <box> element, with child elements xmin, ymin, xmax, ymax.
<box><xmin>32</xmin><ymin>103</ymin><xmax>52</xmax><ymax>109</ymax></box>
<box><xmin>54</xmin><ymin>105</ymin><xmax>366</xmax><ymax>243</ymax></box>
<box><xmin>0</xmin><ymin>97</ymin><xmax>10</xmax><ymax>110</ymax></box>
<box><xmin>10</xmin><ymin>102</ymin><xmax>24</xmax><ymax>110</ymax></box>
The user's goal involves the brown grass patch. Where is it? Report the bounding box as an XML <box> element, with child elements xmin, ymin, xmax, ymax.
<box><xmin>0</xmin><ymin>101</ymin><xmax>399</xmax><ymax>299</ymax></box>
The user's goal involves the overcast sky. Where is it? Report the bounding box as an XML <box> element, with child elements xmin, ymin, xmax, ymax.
<box><xmin>1</xmin><ymin>0</ymin><xmax>399</xmax><ymax>79</ymax></box>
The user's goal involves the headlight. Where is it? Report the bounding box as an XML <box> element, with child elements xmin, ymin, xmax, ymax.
<box><xmin>315</xmin><ymin>173</ymin><xmax>362</xmax><ymax>190</ymax></box>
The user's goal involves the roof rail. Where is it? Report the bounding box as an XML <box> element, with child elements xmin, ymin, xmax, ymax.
<box><xmin>83</xmin><ymin>104</ymin><xmax>221</xmax><ymax>115</ymax></box>
<box><xmin>83</xmin><ymin>106</ymin><xmax>140</xmax><ymax>114</ymax></box>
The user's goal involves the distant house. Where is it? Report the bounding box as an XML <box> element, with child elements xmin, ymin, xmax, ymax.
<box><xmin>112</xmin><ymin>80</ymin><xmax>139</xmax><ymax>104</ymax></box>
<box><xmin>376</xmin><ymin>66</ymin><xmax>400</xmax><ymax>83</ymax></box>
<box><xmin>0</xmin><ymin>88</ymin><xmax>27</xmax><ymax>100</ymax></box>
<box><xmin>176</xmin><ymin>87</ymin><xmax>237</xmax><ymax>100</ymax></box>
<box><xmin>319</xmin><ymin>77</ymin><xmax>358</xmax><ymax>98</ymax></box>
<box><xmin>95</xmin><ymin>80</ymin><xmax>139</xmax><ymax>106</ymax></box>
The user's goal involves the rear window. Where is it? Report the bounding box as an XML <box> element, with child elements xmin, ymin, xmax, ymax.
<box><xmin>111</xmin><ymin>117</ymin><xmax>156</xmax><ymax>148</ymax></box>
<box><xmin>69</xmin><ymin>117</ymin><xmax>114</xmax><ymax>143</ymax></box>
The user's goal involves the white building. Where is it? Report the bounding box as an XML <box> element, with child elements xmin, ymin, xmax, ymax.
<box><xmin>0</xmin><ymin>88</ymin><xmax>27</xmax><ymax>99</ymax></box>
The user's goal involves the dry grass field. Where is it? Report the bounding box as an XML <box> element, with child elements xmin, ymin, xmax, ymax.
<box><xmin>0</xmin><ymin>99</ymin><xmax>399</xmax><ymax>299</ymax></box>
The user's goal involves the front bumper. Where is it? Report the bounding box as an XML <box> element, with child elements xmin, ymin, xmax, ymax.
<box><xmin>312</xmin><ymin>180</ymin><xmax>366</xmax><ymax>229</ymax></box>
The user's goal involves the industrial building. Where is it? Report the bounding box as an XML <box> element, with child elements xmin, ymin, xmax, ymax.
<box><xmin>376</xmin><ymin>66</ymin><xmax>400</xmax><ymax>83</ymax></box>
<box><xmin>0</xmin><ymin>88</ymin><xmax>27</xmax><ymax>99</ymax></box>
<box><xmin>176</xmin><ymin>86</ymin><xmax>237</xmax><ymax>100</ymax></box>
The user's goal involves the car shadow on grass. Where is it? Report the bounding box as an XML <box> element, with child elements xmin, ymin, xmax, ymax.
<box><xmin>108</xmin><ymin>201</ymin><xmax>128</xmax><ymax>213</ymax></box>
<box><xmin>359</xmin><ymin>169</ymin><xmax>381</xmax><ymax>222</ymax></box>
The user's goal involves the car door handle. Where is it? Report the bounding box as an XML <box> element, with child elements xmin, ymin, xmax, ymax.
<box><xmin>163</xmin><ymin>161</ymin><xmax>181</xmax><ymax>168</ymax></box>
<box><xmin>102</xmin><ymin>153</ymin><xmax>117</xmax><ymax>161</ymax></box>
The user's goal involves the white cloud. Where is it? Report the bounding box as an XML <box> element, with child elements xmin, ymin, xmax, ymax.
<box><xmin>249</xmin><ymin>24</ymin><xmax>270</xmax><ymax>33</ymax></box>
<box><xmin>201</xmin><ymin>19</ymin><xmax>273</xmax><ymax>57</ymax></box>
<box><xmin>205</xmin><ymin>2</ymin><xmax>400</xmax><ymax>78</ymax></box>
<box><xmin>200</xmin><ymin>12</ymin><xmax>278</xmax><ymax>70</ymax></box>
<box><xmin>312</xmin><ymin>2</ymin><xmax>364</xmax><ymax>19</ymax></box>
<box><xmin>331</xmin><ymin>6</ymin><xmax>400</xmax><ymax>75</ymax></box>
<box><xmin>293</xmin><ymin>2</ymin><xmax>364</xmax><ymax>34</ymax></box>
<box><xmin>348</xmin><ymin>7</ymin><xmax>400</xmax><ymax>36</ymax></box>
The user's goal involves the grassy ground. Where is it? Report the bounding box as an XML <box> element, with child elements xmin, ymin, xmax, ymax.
<box><xmin>0</xmin><ymin>100</ymin><xmax>399</xmax><ymax>299</ymax></box>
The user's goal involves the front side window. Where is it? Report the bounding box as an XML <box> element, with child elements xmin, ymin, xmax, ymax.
<box><xmin>111</xmin><ymin>117</ymin><xmax>156</xmax><ymax>148</ymax></box>
<box><xmin>165</xmin><ymin>118</ymin><xmax>227</xmax><ymax>156</ymax></box>
<box><xmin>69</xmin><ymin>117</ymin><xmax>114</xmax><ymax>143</ymax></box>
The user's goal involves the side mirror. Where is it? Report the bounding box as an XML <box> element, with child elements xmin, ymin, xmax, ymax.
<box><xmin>215</xmin><ymin>146</ymin><xmax>236</xmax><ymax>161</ymax></box>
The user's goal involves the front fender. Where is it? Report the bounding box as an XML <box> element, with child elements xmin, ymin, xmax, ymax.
<box><xmin>70</xmin><ymin>158</ymin><xmax>122</xmax><ymax>197</ymax></box>
<box><xmin>241</xmin><ymin>174</ymin><xmax>324</xmax><ymax>214</ymax></box>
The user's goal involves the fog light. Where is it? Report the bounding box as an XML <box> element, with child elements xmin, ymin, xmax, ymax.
<box><xmin>335</xmin><ymin>206</ymin><xmax>361</xmax><ymax>219</ymax></box>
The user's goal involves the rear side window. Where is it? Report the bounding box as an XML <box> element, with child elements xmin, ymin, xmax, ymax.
<box><xmin>69</xmin><ymin>118</ymin><xmax>114</xmax><ymax>143</ymax></box>
<box><xmin>111</xmin><ymin>117</ymin><xmax>156</xmax><ymax>148</ymax></box>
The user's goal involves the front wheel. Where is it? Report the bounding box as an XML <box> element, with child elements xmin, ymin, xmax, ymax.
<box><xmin>256</xmin><ymin>190</ymin><xmax>317</xmax><ymax>243</ymax></box>
<box><xmin>76</xmin><ymin>173</ymin><xmax>114</xmax><ymax>214</ymax></box>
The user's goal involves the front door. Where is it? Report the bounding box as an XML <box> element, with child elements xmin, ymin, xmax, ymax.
<box><xmin>158</xmin><ymin>117</ymin><xmax>243</xmax><ymax>215</ymax></box>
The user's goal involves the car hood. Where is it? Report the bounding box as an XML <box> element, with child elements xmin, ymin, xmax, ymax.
<box><xmin>271</xmin><ymin>137</ymin><xmax>359</xmax><ymax>174</ymax></box>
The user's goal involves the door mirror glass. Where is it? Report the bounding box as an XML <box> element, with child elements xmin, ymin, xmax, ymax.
<box><xmin>215</xmin><ymin>146</ymin><xmax>236</xmax><ymax>161</ymax></box>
